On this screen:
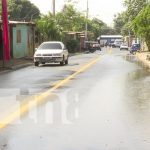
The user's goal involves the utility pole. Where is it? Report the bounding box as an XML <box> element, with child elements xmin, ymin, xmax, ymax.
<box><xmin>85</xmin><ymin>0</ymin><xmax>89</xmax><ymax>41</ymax></box>
<box><xmin>128</xmin><ymin>16</ymin><xmax>131</xmax><ymax>49</ymax></box>
<box><xmin>2</xmin><ymin>0</ymin><xmax>10</xmax><ymax>63</ymax></box>
<box><xmin>52</xmin><ymin>0</ymin><xmax>55</xmax><ymax>16</ymax></box>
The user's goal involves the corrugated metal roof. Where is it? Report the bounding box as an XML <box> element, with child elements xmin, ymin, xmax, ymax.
<box><xmin>0</xmin><ymin>20</ymin><xmax>35</xmax><ymax>25</ymax></box>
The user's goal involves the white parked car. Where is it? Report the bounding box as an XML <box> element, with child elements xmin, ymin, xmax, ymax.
<box><xmin>120</xmin><ymin>43</ymin><xmax>129</xmax><ymax>50</ymax></box>
<box><xmin>34</xmin><ymin>41</ymin><xmax>69</xmax><ymax>66</ymax></box>
<box><xmin>113</xmin><ymin>39</ymin><xmax>123</xmax><ymax>47</ymax></box>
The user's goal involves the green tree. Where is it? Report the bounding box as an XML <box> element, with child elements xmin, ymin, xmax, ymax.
<box><xmin>1</xmin><ymin>0</ymin><xmax>41</xmax><ymax>21</ymax></box>
<box><xmin>56</xmin><ymin>4</ymin><xmax>86</xmax><ymax>32</ymax></box>
<box><xmin>87</xmin><ymin>18</ymin><xmax>105</xmax><ymax>40</ymax></box>
<box><xmin>36</xmin><ymin>2</ymin><xmax>107</xmax><ymax>42</ymax></box>
<box><xmin>131</xmin><ymin>4</ymin><xmax>150</xmax><ymax>51</ymax></box>
<box><xmin>36</xmin><ymin>13</ymin><xmax>62</xmax><ymax>41</ymax></box>
<box><xmin>113</xmin><ymin>12</ymin><xmax>126</xmax><ymax>34</ymax></box>
<box><xmin>113</xmin><ymin>0</ymin><xmax>148</xmax><ymax>36</ymax></box>
<box><xmin>123</xmin><ymin>0</ymin><xmax>147</xmax><ymax>21</ymax></box>
<box><xmin>100</xmin><ymin>25</ymin><xmax>117</xmax><ymax>35</ymax></box>
<box><xmin>56</xmin><ymin>4</ymin><xmax>105</xmax><ymax>40</ymax></box>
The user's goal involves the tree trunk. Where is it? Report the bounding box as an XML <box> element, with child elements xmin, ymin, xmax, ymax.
<box><xmin>146</xmin><ymin>40</ymin><xmax>150</xmax><ymax>51</ymax></box>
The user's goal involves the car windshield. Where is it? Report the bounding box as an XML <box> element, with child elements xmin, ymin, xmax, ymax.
<box><xmin>132</xmin><ymin>44</ymin><xmax>140</xmax><ymax>47</ymax></box>
<box><xmin>38</xmin><ymin>43</ymin><xmax>62</xmax><ymax>50</ymax></box>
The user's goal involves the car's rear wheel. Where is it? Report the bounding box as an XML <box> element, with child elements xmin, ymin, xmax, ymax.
<box><xmin>34</xmin><ymin>62</ymin><xmax>39</xmax><ymax>66</ymax></box>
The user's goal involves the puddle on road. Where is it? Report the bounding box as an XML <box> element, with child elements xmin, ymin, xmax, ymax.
<box><xmin>124</xmin><ymin>73</ymin><xmax>150</xmax><ymax>130</ymax></box>
<box><xmin>67</xmin><ymin>63</ymin><xmax>79</xmax><ymax>66</ymax></box>
<box><xmin>122</xmin><ymin>54</ymin><xmax>150</xmax><ymax>130</ymax></box>
<box><xmin>1</xmin><ymin>53</ymin><xmax>150</xmax><ymax>150</ymax></box>
<box><xmin>124</xmin><ymin>54</ymin><xmax>150</xmax><ymax>70</ymax></box>
<box><xmin>127</xmin><ymin>69</ymin><xmax>150</xmax><ymax>80</ymax></box>
<box><xmin>19</xmin><ymin>70</ymin><xmax>76</xmax><ymax>96</ymax></box>
<box><xmin>120</xmin><ymin>54</ymin><xmax>150</xmax><ymax>128</ymax></box>
<box><xmin>40</xmin><ymin>63</ymin><xmax>80</xmax><ymax>67</ymax></box>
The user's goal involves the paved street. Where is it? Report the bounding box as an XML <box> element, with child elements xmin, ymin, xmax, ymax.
<box><xmin>0</xmin><ymin>47</ymin><xmax>150</xmax><ymax>150</ymax></box>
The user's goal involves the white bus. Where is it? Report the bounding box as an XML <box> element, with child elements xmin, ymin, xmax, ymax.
<box><xmin>97</xmin><ymin>35</ymin><xmax>123</xmax><ymax>47</ymax></box>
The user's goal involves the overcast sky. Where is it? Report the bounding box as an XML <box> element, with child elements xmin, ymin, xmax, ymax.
<box><xmin>30</xmin><ymin>0</ymin><xmax>125</xmax><ymax>26</ymax></box>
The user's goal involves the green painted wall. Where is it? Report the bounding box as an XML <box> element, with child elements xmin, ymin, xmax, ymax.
<box><xmin>13</xmin><ymin>25</ymin><xmax>28</xmax><ymax>58</ymax></box>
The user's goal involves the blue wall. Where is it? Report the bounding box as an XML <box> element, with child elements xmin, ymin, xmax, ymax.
<box><xmin>13</xmin><ymin>25</ymin><xmax>28</xmax><ymax>58</ymax></box>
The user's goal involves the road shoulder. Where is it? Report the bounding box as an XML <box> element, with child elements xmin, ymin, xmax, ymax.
<box><xmin>136</xmin><ymin>52</ymin><xmax>150</xmax><ymax>68</ymax></box>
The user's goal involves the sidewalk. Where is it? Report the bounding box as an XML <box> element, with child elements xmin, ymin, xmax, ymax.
<box><xmin>136</xmin><ymin>51</ymin><xmax>150</xmax><ymax>68</ymax></box>
<box><xmin>0</xmin><ymin>57</ymin><xmax>33</xmax><ymax>73</ymax></box>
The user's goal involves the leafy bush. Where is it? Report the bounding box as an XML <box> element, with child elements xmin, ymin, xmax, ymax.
<box><xmin>66</xmin><ymin>39</ymin><xmax>79</xmax><ymax>53</ymax></box>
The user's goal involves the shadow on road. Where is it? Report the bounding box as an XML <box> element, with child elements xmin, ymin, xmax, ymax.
<box><xmin>39</xmin><ymin>63</ymin><xmax>79</xmax><ymax>67</ymax></box>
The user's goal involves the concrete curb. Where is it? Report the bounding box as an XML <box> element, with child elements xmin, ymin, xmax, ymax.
<box><xmin>0</xmin><ymin>63</ymin><xmax>33</xmax><ymax>74</ymax></box>
<box><xmin>10</xmin><ymin>63</ymin><xmax>33</xmax><ymax>70</ymax></box>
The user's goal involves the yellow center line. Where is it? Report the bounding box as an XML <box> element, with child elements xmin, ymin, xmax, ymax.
<box><xmin>106</xmin><ymin>47</ymin><xmax>110</xmax><ymax>53</ymax></box>
<box><xmin>107</xmin><ymin>47</ymin><xmax>112</xmax><ymax>54</ymax></box>
<box><xmin>0</xmin><ymin>56</ymin><xmax>100</xmax><ymax>129</ymax></box>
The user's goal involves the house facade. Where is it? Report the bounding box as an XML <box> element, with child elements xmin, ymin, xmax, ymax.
<box><xmin>63</xmin><ymin>31</ymin><xmax>86</xmax><ymax>51</ymax></box>
<box><xmin>0</xmin><ymin>21</ymin><xmax>35</xmax><ymax>61</ymax></box>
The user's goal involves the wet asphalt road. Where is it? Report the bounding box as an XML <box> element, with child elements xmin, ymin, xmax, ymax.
<box><xmin>0</xmin><ymin>47</ymin><xmax>150</xmax><ymax>150</ymax></box>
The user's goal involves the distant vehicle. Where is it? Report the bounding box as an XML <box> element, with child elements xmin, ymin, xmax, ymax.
<box><xmin>130</xmin><ymin>43</ymin><xmax>140</xmax><ymax>54</ymax></box>
<box><xmin>98</xmin><ymin>35</ymin><xmax>123</xmax><ymax>47</ymax></box>
<box><xmin>120</xmin><ymin>43</ymin><xmax>129</xmax><ymax>50</ymax></box>
<box><xmin>34</xmin><ymin>41</ymin><xmax>69</xmax><ymax>66</ymax></box>
<box><xmin>85</xmin><ymin>41</ymin><xmax>101</xmax><ymax>52</ymax></box>
<box><xmin>93</xmin><ymin>43</ymin><xmax>101</xmax><ymax>50</ymax></box>
<box><xmin>113</xmin><ymin>39</ymin><xmax>123</xmax><ymax>47</ymax></box>
<box><xmin>108</xmin><ymin>41</ymin><xmax>115</xmax><ymax>47</ymax></box>
<box><xmin>104</xmin><ymin>42</ymin><xmax>108</xmax><ymax>47</ymax></box>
